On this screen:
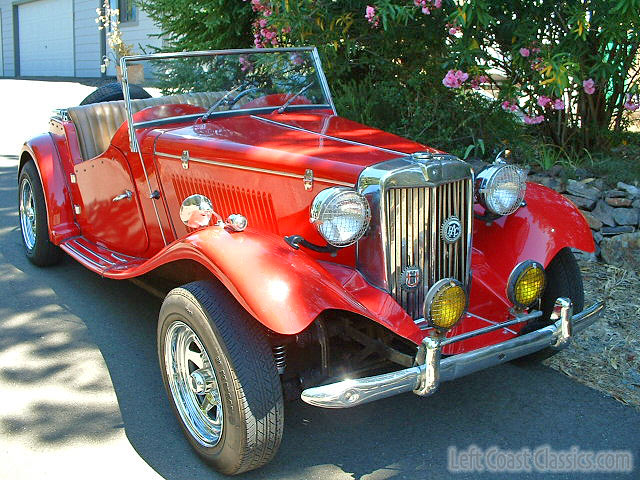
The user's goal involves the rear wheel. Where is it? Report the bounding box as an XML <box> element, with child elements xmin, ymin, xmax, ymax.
<box><xmin>514</xmin><ymin>247</ymin><xmax>584</xmax><ymax>363</ymax></box>
<box><xmin>18</xmin><ymin>161</ymin><xmax>62</xmax><ymax>266</ymax></box>
<box><xmin>158</xmin><ymin>281</ymin><xmax>284</xmax><ymax>475</ymax></box>
<box><xmin>79</xmin><ymin>82</ymin><xmax>150</xmax><ymax>105</ymax></box>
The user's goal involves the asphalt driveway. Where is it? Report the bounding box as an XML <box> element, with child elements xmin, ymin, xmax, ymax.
<box><xmin>0</xmin><ymin>79</ymin><xmax>638</xmax><ymax>479</ymax></box>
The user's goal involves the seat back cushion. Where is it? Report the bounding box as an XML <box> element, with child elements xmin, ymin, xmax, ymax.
<box><xmin>67</xmin><ymin>91</ymin><xmax>225</xmax><ymax>161</ymax></box>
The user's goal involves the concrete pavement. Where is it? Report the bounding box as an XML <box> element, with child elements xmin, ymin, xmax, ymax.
<box><xmin>0</xmin><ymin>79</ymin><xmax>638</xmax><ymax>479</ymax></box>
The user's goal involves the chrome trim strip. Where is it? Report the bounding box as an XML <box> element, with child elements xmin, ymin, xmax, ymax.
<box><xmin>71</xmin><ymin>240</ymin><xmax>116</xmax><ymax>266</ymax></box>
<box><xmin>311</xmin><ymin>47</ymin><xmax>337</xmax><ymax>115</ymax></box>
<box><xmin>120</xmin><ymin>57</ymin><xmax>168</xmax><ymax>246</ymax></box>
<box><xmin>250</xmin><ymin>115</ymin><xmax>410</xmax><ymax>156</ymax></box>
<box><xmin>62</xmin><ymin>244</ymin><xmax>106</xmax><ymax>270</ymax></box>
<box><xmin>301</xmin><ymin>300</ymin><xmax>604</xmax><ymax>408</ymax></box>
<box><xmin>467</xmin><ymin>311</ymin><xmax>518</xmax><ymax>335</ymax></box>
<box><xmin>121</xmin><ymin>46</ymin><xmax>317</xmax><ymax>63</ymax></box>
<box><xmin>154</xmin><ymin>151</ymin><xmax>354</xmax><ymax>187</ymax></box>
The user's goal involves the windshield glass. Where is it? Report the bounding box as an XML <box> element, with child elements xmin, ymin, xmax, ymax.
<box><xmin>121</xmin><ymin>48</ymin><xmax>333</xmax><ymax>133</ymax></box>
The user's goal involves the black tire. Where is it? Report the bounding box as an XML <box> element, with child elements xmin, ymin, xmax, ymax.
<box><xmin>18</xmin><ymin>161</ymin><xmax>62</xmax><ymax>267</ymax></box>
<box><xmin>79</xmin><ymin>82</ymin><xmax>151</xmax><ymax>105</ymax></box>
<box><xmin>513</xmin><ymin>247</ymin><xmax>584</xmax><ymax>363</ymax></box>
<box><xmin>158</xmin><ymin>281</ymin><xmax>284</xmax><ymax>475</ymax></box>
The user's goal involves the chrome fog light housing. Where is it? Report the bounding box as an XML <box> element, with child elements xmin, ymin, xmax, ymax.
<box><xmin>507</xmin><ymin>260</ymin><xmax>546</xmax><ymax>308</ymax></box>
<box><xmin>310</xmin><ymin>187</ymin><xmax>371</xmax><ymax>247</ymax></box>
<box><xmin>476</xmin><ymin>164</ymin><xmax>526</xmax><ymax>216</ymax></box>
<box><xmin>423</xmin><ymin>278</ymin><xmax>467</xmax><ymax>331</ymax></box>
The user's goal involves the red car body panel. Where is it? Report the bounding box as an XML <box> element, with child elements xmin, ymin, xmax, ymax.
<box><xmin>21</xmin><ymin>135</ymin><xmax>79</xmax><ymax>243</ymax></box>
<box><xmin>23</xmin><ymin>103</ymin><xmax>595</xmax><ymax>352</ymax></box>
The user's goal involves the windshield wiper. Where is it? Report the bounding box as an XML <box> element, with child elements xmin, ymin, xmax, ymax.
<box><xmin>202</xmin><ymin>82</ymin><xmax>249</xmax><ymax>121</ymax></box>
<box><xmin>277</xmin><ymin>81</ymin><xmax>315</xmax><ymax>114</ymax></box>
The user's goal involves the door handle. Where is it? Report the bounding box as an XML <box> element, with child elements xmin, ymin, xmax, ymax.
<box><xmin>112</xmin><ymin>190</ymin><xmax>133</xmax><ymax>202</ymax></box>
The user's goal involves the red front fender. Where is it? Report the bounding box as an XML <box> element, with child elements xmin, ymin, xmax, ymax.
<box><xmin>106</xmin><ymin>226</ymin><xmax>423</xmax><ymax>340</ymax></box>
<box><xmin>474</xmin><ymin>182</ymin><xmax>594</xmax><ymax>280</ymax></box>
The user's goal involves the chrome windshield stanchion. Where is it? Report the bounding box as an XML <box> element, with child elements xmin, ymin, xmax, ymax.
<box><xmin>413</xmin><ymin>336</ymin><xmax>442</xmax><ymax>396</ymax></box>
<box><xmin>552</xmin><ymin>297</ymin><xmax>573</xmax><ymax>348</ymax></box>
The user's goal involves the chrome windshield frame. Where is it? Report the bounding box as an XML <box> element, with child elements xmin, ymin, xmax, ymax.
<box><xmin>119</xmin><ymin>46</ymin><xmax>336</xmax><ymax>153</ymax></box>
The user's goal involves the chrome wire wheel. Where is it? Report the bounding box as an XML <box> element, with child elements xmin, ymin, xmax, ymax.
<box><xmin>164</xmin><ymin>321</ymin><xmax>223</xmax><ymax>447</ymax></box>
<box><xmin>19</xmin><ymin>177</ymin><xmax>36</xmax><ymax>250</ymax></box>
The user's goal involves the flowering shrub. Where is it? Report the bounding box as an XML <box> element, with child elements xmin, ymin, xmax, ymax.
<box><xmin>258</xmin><ymin>0</ymin><xmax>639</xmax><ymax>152</ymax></box>
<box><xmin>95</xmin><ymin>0</ymin><xmax>135</xmax><ymax>70</ymax></box>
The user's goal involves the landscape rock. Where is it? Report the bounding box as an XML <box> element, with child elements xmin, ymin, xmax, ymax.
<box><xmin>572</xmin><ymin>248</ymin><xmax>597</xmax><ymax>262</ymax></box>
<box><xmin>591</xmin><ymin>200</ymin><xmax>616</xmax><ymax>227</ymax></box>
<box><xmin>566</xmin><ymin>179</ymin><xmax>601</xmax><ymax>200</ymax></box>
<box><xmin>613</xmin><ymin>208</ymin><xmax>639</xmax><ymax>226</ymax></box>
<box><xmin>633</xmin><ymin>199</ymin><xmax>640</xmax><ymax>209</ymax></box>
<box><xmin>593</xmin><ymin>231</ymin><xmax>603</xmax><ymax>244</ymax></box>
<box><xmin>580</xmin><ymin>210</ymin><xmax>603</xmax><ymax>230</ymax></box>
<box><xmin>564</xmin><ymin>194</ymin><xmax>596</xmax><ymax>210</ymax></box>
<box><xmin>617</xmin><ymin>182</ymin><xmax>640</xmax><ymax>198</ymax></box>
<box><xmin>601</xmin><ymin>225</ymin><xmax>635</xmax><ymax>236</ymax></box>
<box><xmin>605</xmin><ymin>197</ymin><xmax>632</xmax><ymax>207</ymax></box>
<box><xmin>529</xmin><ymin>174</ymin><xmax>565</xmax><ymax>192</ymax></box>
<box><xmin>548</xmin><ymin>165</ymin><xmax>564</xmax><ymax>177</ymax></box>
<box><xmin>600</xmin><ymin>232</ymin><xmax>640</xmax><ymax>272</ymax></box>
<box><xmin>605</xmin><ymin>190</ymin><xmax>627</xmax><ymax>198</ymax></box>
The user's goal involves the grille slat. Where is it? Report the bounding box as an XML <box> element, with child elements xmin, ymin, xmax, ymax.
<box><xmin>385</xmin><ymin>179</ymin><xmax>472</xmax><ymax>319</ymax></box>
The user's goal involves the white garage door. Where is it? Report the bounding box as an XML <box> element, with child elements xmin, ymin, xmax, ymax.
<box><xmin>19</xmin><ymin>0</ymin><xmax>74</xmax><ymax>76</ymax></box>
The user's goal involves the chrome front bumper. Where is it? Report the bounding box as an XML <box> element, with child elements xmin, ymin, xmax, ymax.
<box><xmin>301</xmin><ymin>298</ymin><xmax>604</xmax><ymax>408</ymax></box>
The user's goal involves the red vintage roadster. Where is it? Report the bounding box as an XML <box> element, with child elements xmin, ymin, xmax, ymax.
<box><xmin>18</xmin><ymin>48</ymin><xmax>603</xmax><ymax>475</ymax></box>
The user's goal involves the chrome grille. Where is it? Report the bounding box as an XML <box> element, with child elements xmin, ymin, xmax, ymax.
<box><xmin>385</xmin><ymin>179</ymin><xmax>473</xmax><ymax>319</ymax></box>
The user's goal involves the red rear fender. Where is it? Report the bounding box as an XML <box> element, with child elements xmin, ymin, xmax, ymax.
<box><xmin>20</xmin><ymin>135</ymin><xmax>79</xmax><ymax>243</ymax></box>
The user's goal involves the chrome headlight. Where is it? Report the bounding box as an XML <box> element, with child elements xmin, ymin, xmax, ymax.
<box><xmin>476</xmin><ymin>164</ymin><xmax>526</xmax><ymax>216</ymax></box>
<box><xmin>310</xmin><ymin>187</ymin><xmax>371</xmax><ymax>247</ymax></box>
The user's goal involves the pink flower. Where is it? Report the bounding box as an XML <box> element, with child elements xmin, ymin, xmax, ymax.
<box><xmin>365</xmin><ymin>5</ymin><xmax>379</xmax><ymax>27</ymax></box>
<box><xmin>553</xmin><ymin>99</ymin><xmax>565</xmax><ymax>110</ymax></box>
<box><xmin>624</xmin><ymin>95</ymin><xmax>639</xmax><ymax>112</ymax></box>
<box><xmin>442</xmin><ymin>70</ymin><xmax>469</xmax><ymax>89</ymax></box>
<box><xmin>523</xmin><ymin>115</ymin><xmax>544</xmax><ymax>125</ymax></box>
<box><xmin>501</xmin><ymin>101</ymin><xmax>519</xmax><ymax>112</ymax></box>
<box><xmin>238</xmin><ymin>56</ymin><xmax>253</xmax><ymax>72</ymax></box>
<box><xmin>531</xmin><ymin>47</ymin><xmax>541</xmax><ymax>54</ymax></box>
<box><xmin>537</xmin><ymin>95</ymin><xmax>551</xmax><ymax>108</ymax></box>
<box><xmin>583</xmin><ymin>79</ymin><xmax>596</xmax><ymax>95</ymax></box>
<box><xmin>470</xmin><ymin>75</ymin><xmax>489</xmax><ymax>89</ymax></box>
<box><xmin>519</xmin><ymin>48</ymin><xmax>530</xmax><ymax>57</ymax></box>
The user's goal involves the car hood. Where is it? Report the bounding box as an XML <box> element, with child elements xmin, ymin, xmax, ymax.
<box><xmin>153</xmin><ymin>111</ymin><xmax>437</xmax><ymax>185</ymax></box>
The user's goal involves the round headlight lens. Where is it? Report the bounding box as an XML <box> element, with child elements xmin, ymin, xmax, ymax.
<box><xmin>424</xmin><ymin>278</ymin><xmax>467</xmax><ymax>331</ymax></box>
<box><xmin>476</xmin><ymin>164</ymin><xmax>526</xmax><ymax>216</ymax></box>
<box><xmin>310</xmin><ymin>187</ymin><xmax>371</xmax><ymax>247</ymax></box>
<box><xmin>507</xmin><ymin>261</ymin><xmax>546</xmax><ymax>308</ymax></box>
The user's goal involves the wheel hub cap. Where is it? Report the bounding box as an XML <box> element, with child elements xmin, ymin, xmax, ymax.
<box><xmin>164</xmin><ymin>321</ymin><xmax>223</xmax><ymax>447</ymax></box>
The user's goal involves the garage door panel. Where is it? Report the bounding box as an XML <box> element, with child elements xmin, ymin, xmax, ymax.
<box><xmin>19</xmin><ymin>0</ymin><xmax>74</xmax><ymax>77</ymax></box>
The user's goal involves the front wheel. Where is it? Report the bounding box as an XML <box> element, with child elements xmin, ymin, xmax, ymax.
<box><xmin>158</xmin><ymin>281</ymin><xmax>284</xmax><ymax>475</ymax></box>
<box><xmin>513</xmin><ymin>247</ymin><xmax>584</xmax><ymax>363</ymax></box>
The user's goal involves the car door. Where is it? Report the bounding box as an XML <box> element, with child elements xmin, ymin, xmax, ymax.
<box><xmin>73</xmin><ymin>146</ymin><xmax>149</xmax><ymax>256</ymax></box>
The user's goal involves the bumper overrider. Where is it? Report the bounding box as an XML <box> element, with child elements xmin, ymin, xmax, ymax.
<box><xmin>301</xmin><ymin>298</ymin><xmax>604</xmax><ymax>408</ymax></box>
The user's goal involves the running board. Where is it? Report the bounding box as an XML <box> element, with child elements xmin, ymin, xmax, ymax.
<box><xmin>60</xmin><ymin>237</ymin><xmax>146</xmax><ymax>275</ymax></box>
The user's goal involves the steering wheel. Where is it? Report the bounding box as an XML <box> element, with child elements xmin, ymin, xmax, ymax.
<box><xmin>228</xmin><ymin>87</ymin><xmax>261</xmax><ymax>108</ymax></box>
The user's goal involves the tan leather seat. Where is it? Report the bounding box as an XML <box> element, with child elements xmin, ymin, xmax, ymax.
<box><xmin>67</xmin><ymin>92</ymin><xmax>224</xmax><ymax>161</ymax></box>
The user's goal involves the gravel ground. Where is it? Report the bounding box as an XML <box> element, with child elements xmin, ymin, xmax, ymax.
<box><xmin>545</xmin><ymin>259</ymin><xmax>640</xmax><ymax>409</ymax></box>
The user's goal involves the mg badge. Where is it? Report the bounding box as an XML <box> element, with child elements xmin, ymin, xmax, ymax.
<box><xmin>401</xmin><ymin>266</ymin><xmax>421</xmax><ymax>290</ymax></box>
<box><xmin>441</xmin><ymin>216</ymin><xmax>462</xmax><ymax>243</ymax></box>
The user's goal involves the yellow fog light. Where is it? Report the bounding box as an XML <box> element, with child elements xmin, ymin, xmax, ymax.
<box><xmin>424</xmin><ymin>278</ymin><xmax>467</xmax><ymax>331</ymax></box>
<box><xmin>507</xmin><ymin>261</ymin><xmax>546</xmax><ymax>308</ymax></box>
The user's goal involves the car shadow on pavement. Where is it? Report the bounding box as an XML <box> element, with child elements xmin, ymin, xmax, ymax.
<box><xmin>1</xmin><ymin>163</ymin><xmax>638</xmax><ymax>480</ymax></box>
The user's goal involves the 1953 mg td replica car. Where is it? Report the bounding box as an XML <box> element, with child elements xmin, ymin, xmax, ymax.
<box><xmin>18</xmin><ymin>47</ymin><xmax>604</xmax><ymax>475</ymax></box>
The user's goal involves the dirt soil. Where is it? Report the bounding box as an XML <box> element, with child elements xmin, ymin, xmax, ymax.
<box><xmin>545</xmin><ymin>260</ymin><xmax>640</xmax><ymax>409</ymax></box>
